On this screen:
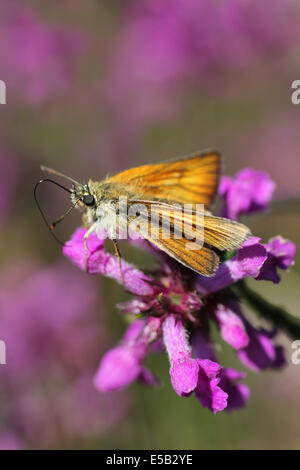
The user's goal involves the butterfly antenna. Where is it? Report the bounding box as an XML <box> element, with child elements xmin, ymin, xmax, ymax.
<box><xmin>40</xmin><ymin>165</ymin><xmax>80</xmax><ymax>186</ymax></box>
<box><xmin>50</xmin><ymin>203</ymin><xmax>78</xmax><ymax>230</ymax></box>
<box><xmin>34</xmin><ymin>178</ymin><xmax>74</xmax><ymax>245</ymax></box>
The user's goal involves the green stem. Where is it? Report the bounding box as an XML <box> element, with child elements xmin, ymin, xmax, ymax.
<box><xmin>235</xmin><ymin>280</ymin><xmax>300</xmax><ymax>339</ymax></box>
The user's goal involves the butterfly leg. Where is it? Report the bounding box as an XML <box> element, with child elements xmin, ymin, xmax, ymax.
<box><xmin>83</xmin><ymin>223</ymin><xmax>98</xmax><ymax>272</ymax></box>
<box><xmin>112</xmin><ymin>239</ymin><xmax>125</xmax><ymax>286</ymax></box>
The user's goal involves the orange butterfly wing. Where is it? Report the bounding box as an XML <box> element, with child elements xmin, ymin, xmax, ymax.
<box><xmin>149</xmin><ymin>237</ymin><xmax>220</xmax><ymax>276</ymax></box>
<box><xmin>106</xmin><ymin>150</ymin><xmax>220</xmax><ymax>209</ymax></box>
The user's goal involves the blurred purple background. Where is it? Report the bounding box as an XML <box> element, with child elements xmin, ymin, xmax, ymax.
<box><xmin>0</xmin><ymin>0</ymin><xmax>299</xmax><ymax>449</ymax></box>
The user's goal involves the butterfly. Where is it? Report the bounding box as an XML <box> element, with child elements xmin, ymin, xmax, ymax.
<box><xmin>36</xmin><ymin>149</ymin><xmax>250</xmax><ymax>279</ymax></box>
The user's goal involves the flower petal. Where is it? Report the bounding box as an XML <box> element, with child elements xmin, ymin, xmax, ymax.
<box><xmin>214</xmin><ymin>303</ymin><xmax>249</xmax><ymax>350</ymax></box>
<box><xmin>256</xmin><ymin>236</ymin><xmax>296</xmax><ymax>284</ymax></box>
<box><xmin>219</xmin><ymin>168</ymin><xmax>275</xmax><ymax>220</ymax></box>
<box><xmin>197</xmin><ymin>237</ymin><xmax>267</xmax><ymax>294</ymax></box>
<box><xmin>94</xmin><ymin>345</ymin><xmax>143</xmax><ymax>392</ymax></box>
<box><xmin>138</xmin><ymin>367</ymin><xmax>160</xmax><ymax>387</ymax></box>
<box><xmin>170</xmin><ymin>357</ymin><xmax>199</xmax><ymax>396</ymax></box>
<box><xmin>237</xmin><ymin>324</ymin><xmax>285</xmax><ymax>372</ymax></box>
<box><xmin>63</xmin><ymin>228</ymin><xmax>155</xmax><ymax>295</ymax></box>
<box><xmin>162</xmin><ymin>315</ymin><xmax>191</xmax><ymax>363</ymax></box>
<box><xmin>163</xmin><ymin>315</ymin><xmax>200</xmax><ymax>396</ymax></box>
<box><xmin>195</xmin><ymin>359</ymin><xmax>228</xmax><ymax>414</ymax></box>
<box><xmin>219</xmin><ymin>368</ymin><xmax>250</xmax><ymax>411</ymax></box>
<box><xmin>94</xmin><ymin>319</ymin><xmax>150</xmax><ymax>391</ymax></box>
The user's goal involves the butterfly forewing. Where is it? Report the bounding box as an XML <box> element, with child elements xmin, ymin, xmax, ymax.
<box><xmin>106</xmin><ymin>150</ymin><xmax>220</xmax><ymax>209</ymax></box>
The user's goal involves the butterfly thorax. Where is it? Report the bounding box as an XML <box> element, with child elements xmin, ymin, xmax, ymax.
<box><xmin>75</xmin><ymin>180</ymin><xmax>138</xmax><ymax>230</ymax></box>
<box><xmin>88</xmin><ymin>180</ymin><xmax>143</xmax><ymax>202</ymax></box>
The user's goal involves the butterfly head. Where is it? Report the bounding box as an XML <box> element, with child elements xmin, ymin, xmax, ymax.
<box><xmin>35</xmin><ymin>167</ymin><xmax>100</xmax><ymax>243</ymax></box>
<box><xmin>71</xmin><ymin>183</ymin><xmax>96</xmax><ymax>210</ymax></box>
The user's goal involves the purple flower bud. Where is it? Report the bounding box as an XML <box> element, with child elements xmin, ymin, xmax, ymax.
<box><xmin>214</xmin><ymin>303</ymin><xmax>249</xmax><ymax>350</ymax></box>
<box><xmin>219</xmin><ymin>168</ymin><xmax>275</xmax><ymax>220</ymax></box>
<box><xmin>94</xmin><ymin>319</ymin><xmax>160</xmax><ymax>392</ymax></box>
<box><xmin>117</xmin><ymin>299</ymin><xmax>149</xmax><ymax>315</ymax></box>
<box><xmin>256</xmin><ymin>236</ymin><xmax>296</xmax><ymax>283</ymax></box>
<box><xmin>237</xmin><ymin>322</ymin><xmax>285</xmax><ymax>372</ymax></box>
<box><xmin>94</xmin><ymin>345</ymin><xmax>146</xmax><ymax>392</ymax></box>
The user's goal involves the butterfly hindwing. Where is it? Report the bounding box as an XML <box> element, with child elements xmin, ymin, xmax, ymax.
<box><xmin>124</xmin><ymin>200</ymin><xmax>250</xmax><ymax>276</ymax></box>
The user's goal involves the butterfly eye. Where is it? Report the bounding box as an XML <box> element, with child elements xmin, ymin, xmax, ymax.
<box><xmin>83</xmin><ymin>194</ymin><xmax>95</xmax><ymax>207</ymax></box>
